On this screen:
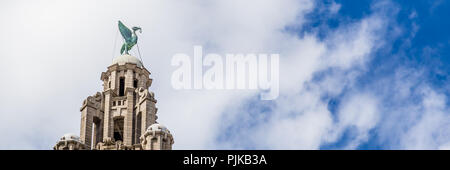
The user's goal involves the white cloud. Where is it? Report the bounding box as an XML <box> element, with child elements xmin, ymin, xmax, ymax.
<box><xmin>409</xmin><ymin>10</ymin><xmax>418</xmax><ymax>19</ymax></box>
<box><xmin>214</xmin><ymin>1</ymin><xmax>392</xmax><ymax>149</ymax></box>
<box><xmin>367</xmin><ymin>67</ymin><xmax>450</xmax><ymax>150</ymax></box>
<box><xmin>329</xmin><ymin>1</ymin><xmax>341</xmax><ymax>14</ymax></box>
<box><xmin>334</xmin><ymin>93</ymin><xmax>379</xmax><ymax>149</ymax></box>
<box><xmin>399</xmin><ymin>88</ymin><xmax>450</xmax><ymax>149</ymax></box>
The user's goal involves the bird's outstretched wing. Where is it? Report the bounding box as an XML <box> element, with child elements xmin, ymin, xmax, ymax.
<box><xmin>118</xmin><ymin>21</ymin><xmax>132</xmax><ymax>42</ymax></box>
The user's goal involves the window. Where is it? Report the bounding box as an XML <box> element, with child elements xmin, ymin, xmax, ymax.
<box><xmin>119</xmin><ymin>77</ymin><xmax>125</xmax><ymax>96</ymax></box>
<box><xmin>113</xmin><ymin>118</ymin><xmax>124</xmax><ymax>142</ymax></box>
<box><xmin>133</xmin><ymin>79</ymin><xmax>138</xmax><ymax>88</ymax></box>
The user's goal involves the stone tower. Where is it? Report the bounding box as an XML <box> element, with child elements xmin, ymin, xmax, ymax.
<box><xmin>54</xmin><ymin>54</ymin><xmax>174</xmax><ymax>150</ymax></box>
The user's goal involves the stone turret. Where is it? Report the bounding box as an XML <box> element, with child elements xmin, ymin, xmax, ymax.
<box><xmin>54</xmin><ymin>133</ymin><xmax>87</xmax><ymax>150</ymax></box>
<box><xmin>141</xmin><ymin>123</ymin><xmax>174</xmax><ymax>150</ymax></box>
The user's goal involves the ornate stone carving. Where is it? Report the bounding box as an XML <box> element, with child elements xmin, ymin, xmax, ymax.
<box><xmin>81</xmin><ymin>92</ymin><xmax>103</xmax><ymax>110</ymax></box>
<box><xmin>135</xmin><ymin>87</ymin><xmax>156</xmax><ymax>104</ymax></box>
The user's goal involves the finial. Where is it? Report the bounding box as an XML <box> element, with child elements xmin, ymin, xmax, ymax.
<box><xmin>118</xmin><ymin>20</ymin><xmax>142</xmax><ymax>55</ymax></box>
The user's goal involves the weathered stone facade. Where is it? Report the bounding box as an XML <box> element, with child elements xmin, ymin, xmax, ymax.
<box><xmin>54</xmin><ymin>55</ymin><xmax>174</xmax><ymax>150</ymax></box>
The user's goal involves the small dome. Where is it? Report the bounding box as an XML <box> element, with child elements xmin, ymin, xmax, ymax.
<box><xmin>60</xmin><ymin>133</ymin><xmax>80</xmax><ymax>141</ymax></box>
<box><xmin>147</xmin><ymin>123</ymin><xmax>169</xmax><ymax>133</ymax></box>
<box><xmin>112</xmin><ymin>54</ymin><xmax>143</xmax><ymax>68</ymax></box>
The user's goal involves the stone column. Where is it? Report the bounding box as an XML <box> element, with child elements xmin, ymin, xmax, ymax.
<box><xmin>140</xmin><ymin>101</ymin><xmax>148</xmax><ymax>137</ymax></box>
<box><xmin>110</xmin><ymin>70</ymin><xmax>117</xmax><ymax>91</ymax></box>
<box><xmin>123</xmin><ymin>69</ymin><xmax>135</xmax><ymax>146</ymax></box>
<box><xmin>124</xmin><ymin>88</ymin><xmax>134</xmax><ymax>146</ymax></box>
<box><xmin>103</xmin><ymin>90</ymin><xmax>113</xmax><ymax>140</ymax></box>
<box><xmin>125</xmin><ymin>69</ymin><xmax>134</xmax><ymax>88</ymax></box>
<box><xmin>80</xmin><ymin>106</ymin><xmax>93</xmax><ymax>149</ymax></box>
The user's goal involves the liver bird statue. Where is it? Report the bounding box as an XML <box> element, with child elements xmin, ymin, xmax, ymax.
<box><xmin>118</xmin><ymin>20</ymin><xmax>142</xmax><ymax>55</ymax></box>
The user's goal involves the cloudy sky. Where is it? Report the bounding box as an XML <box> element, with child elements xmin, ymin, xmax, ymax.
<box><xmin>0</xmin><ymin>0</ymin><xmax>449</xmax><ymax>149</ymax></box>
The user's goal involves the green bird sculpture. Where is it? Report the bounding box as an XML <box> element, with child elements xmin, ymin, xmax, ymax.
<box><xmin>118</xmin><ymin>20</ymin><xmax>142</xmax><ymax>55</ymax></box>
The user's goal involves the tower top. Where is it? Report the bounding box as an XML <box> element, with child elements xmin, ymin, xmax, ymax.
<box><xmin>53</xmin><ymin>21</ymin><xmax>173</xmax><ymax>150</ymax></box>
<box><xmin>112</xmin><ymin>54</ymin><xmax>143</xmax><ymax>68</ymax></box>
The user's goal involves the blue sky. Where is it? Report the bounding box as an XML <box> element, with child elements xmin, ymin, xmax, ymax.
<box><xmin>334</xmin><ymin>0</ymin><xmax>450</xmax><ymax>149</ymax></box>
<box><xmin>214</xmin><ymin>0</ymin><xmax>450</xmax><ymax>149</ymax></box>
<box><xmin>322</xmin><ymin>0</ymin><xmax>450</xmax><ymax>149</ymax></box>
